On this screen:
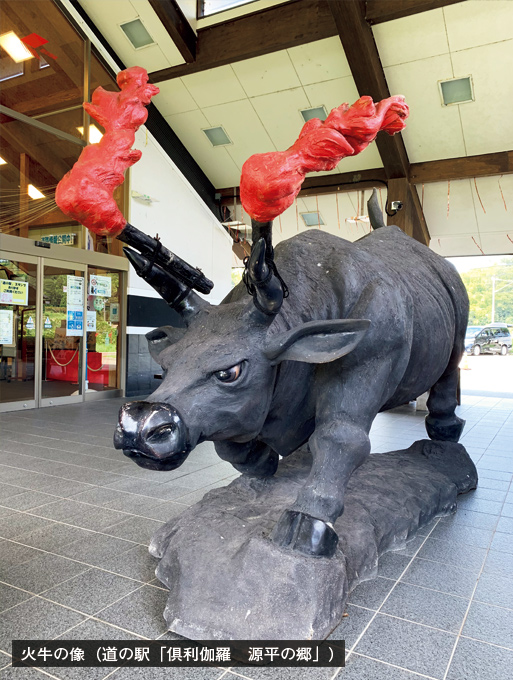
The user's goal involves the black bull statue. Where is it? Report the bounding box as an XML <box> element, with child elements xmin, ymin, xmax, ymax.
<box><xmin>114</xmin><ymin>193</ymin><xmax>468</xmax><ymax>559</ymax></box>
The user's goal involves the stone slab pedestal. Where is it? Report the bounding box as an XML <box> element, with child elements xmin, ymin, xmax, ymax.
<box><xmin>150</xmin><ymin>440</ymin><xmax>477</xmax><ymax>640</ymax></box>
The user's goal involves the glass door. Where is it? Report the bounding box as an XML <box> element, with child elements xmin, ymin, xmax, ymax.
<box><xmin>41</xmin><ymin>260</ymin><xmax>86</xmax><ymax>407</ymax></box>
<box><xmin>0</xmin><ymin>254</ymin><xmax>38</xmax><ymax>411</ymax></box>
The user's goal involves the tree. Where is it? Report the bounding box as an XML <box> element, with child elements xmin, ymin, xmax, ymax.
<box><xmin>459</xmin><ymin>257</ymin><xmax>513</xmax><ymax>326</ymax></box>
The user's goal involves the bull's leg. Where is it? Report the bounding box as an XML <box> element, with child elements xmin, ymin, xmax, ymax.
<box><xmin>214</xmin><ymin>440</ymin><xmax>279</xmax><ymax>477</ymax></box>
<box><xmin>425</xmin><ymin>361</ymin><xmax>465</xmax><ymax>442</ymax></box>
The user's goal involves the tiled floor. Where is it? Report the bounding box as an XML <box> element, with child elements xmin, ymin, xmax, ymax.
<box><xmin>0</xmin><ymin>394</ymin><xmax>512</xmax><ymax>680</ymax></box>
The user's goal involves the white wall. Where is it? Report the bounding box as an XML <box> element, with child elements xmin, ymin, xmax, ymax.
<box><xmin>128</xmin><ymin>126</ymin><xmax>233</xmax><ymax>306</ymax></box>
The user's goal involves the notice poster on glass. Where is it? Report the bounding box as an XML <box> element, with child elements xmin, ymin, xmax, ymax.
<box><xmin>0</xmin><ymin>309</ymin><xmax>14</xmax><ymax>345</ymax></box>
<box><xmin>86</xmin><ymin>310</ymin><xmax>96</xmax><ymax>332</ymax></box>
<box><xmin>89</xmin><ymin>274</ymin><xmax>111</xmax><ymax>298</ymax></box>
<box><xmin>67</xmin><ymin>275</ymin><xmax>84</xmax><ymax>306</ymax></box>
<box><xmin>0</xmin><ymin>280</ymin><xmax>29</xmax><ymax>306</ymax></box>
<box><xmin>67</xmin><ymin>305</ymin><xmax>83</xmax><ymax>336</ymax></box>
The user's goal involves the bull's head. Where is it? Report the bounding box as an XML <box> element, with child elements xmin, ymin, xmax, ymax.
<box><xmin>114</xmin><ymin>225</ymin><xmax>369</xmax><ymax>471</ymax></box>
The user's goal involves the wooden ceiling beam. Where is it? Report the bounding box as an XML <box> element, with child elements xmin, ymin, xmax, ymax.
<box><xmin>148</xmin><ymin>0</ymin><xmax>197</xmax><ymax>63</ymax></box>
<box><xmin>148</xmin><ymin>0</ymin><xmax>335</xmax><ymax>83</ymax></box>
<box><xmin>410</xmin><ymin>151</ymin><xmax>513</xmax><ymax>184</ymax></box>
<box><xmin>365</xmin><ymin>0</ymin><xmax>466</xmax><ymax>25</ymax></box>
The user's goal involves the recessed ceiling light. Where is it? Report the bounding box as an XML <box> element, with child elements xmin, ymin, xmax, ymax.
<box><xmin>0</xmin><ymin>31</ymin><xmax>34</xmax><ymax>63</ymax></box>
<box><xmin>439</xmin><ymin>76</ymin><xmax>474</xmax><ymax>106</ymax></box>
<box><xmin>77</xmin><ymin>125</ymin><xmax>103</xmax><ymax>144</ymax></box>
<box><xmin>28</xmin><ymin>184</ymin><xmax>45</xmax><ymax>200</ymax></box>
<box><xmin>120</xmin><ymin>19</ymin><xmax>155</xmax><ymax>49</ymax></box>
<box><xmin>301</xmin><ymin>211</ymin><xmax>325</xmax><ymax>227</ymax></box>
<box><xmin>203</xmin><ymin>126</ymin><xmax>231</xmax><ymax>147</ymax></box>
<box><xmin>300</xmin><ymin>106</ymin><xmax>328</xmax><ymax>123</ymax></box>
<box><xmin>0</xmin><ymin>156</ymin><xmax>7</xmax><ymax>165</ymax></box>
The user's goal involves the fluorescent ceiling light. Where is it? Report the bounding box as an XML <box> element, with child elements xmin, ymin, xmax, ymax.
<box><xmin>120</xmin><ymin>19</ymin><xmax>155</xmax><ymax>49</ymax></box>
<box><xmin>0</xmin><ymin>31</ymin><xmax>34</xmax><ymax>62</ymax></box>
<box><xmin>300</xmin><ymin>106</ymin><xmax>328</xmax><ymax>123</ymax></box>
<box><xmin>301</xmin><ymin>211</ymin><xmax>325</xmax><ymax>227</ymax></box>
<box><xmin>77</xmin><ymin>125</ymin><xmax>103</xmax><ymax>144</ymax></box>
<box><xmin>439</xmin><ymin>77</ymin><xmax>474</xmax><ymax>106</ymax></box>
<box><xmin>0</xmin><ymin>156</ymin><xmax>7</xmax><ymax>165</ymax></box>
<box><xmin>28</xmin><ymin>184</ymin><xmax>45</xmax><ymax>200</ymax></box>
<box><xmin>203</xmin><ymin>126</ymin><xmax>231</xmax><ymax>147</ymax></box>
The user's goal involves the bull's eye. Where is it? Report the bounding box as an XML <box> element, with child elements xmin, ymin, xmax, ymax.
<box><xmin>214</xmin><ymin>363</ymin><xmax>243</xmax><ymax>383</ymax></box>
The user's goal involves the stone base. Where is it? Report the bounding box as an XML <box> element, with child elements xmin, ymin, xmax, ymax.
<box><xmin>150</xmin><ymin>440</ymin><xmax>477</xmax><ymax>640</ymax></box>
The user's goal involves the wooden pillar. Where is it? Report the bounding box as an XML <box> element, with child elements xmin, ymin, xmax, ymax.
<box><xmin>387</xmin><ymin>177</ymin><xmax>430</xmax><ymax>246</ymax></box>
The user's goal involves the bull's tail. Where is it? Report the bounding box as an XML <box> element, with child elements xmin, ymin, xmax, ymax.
<box><xmin>368</xmin><ymin>188</ymin><xmax>386</xmax><ymax>230</ymax></box>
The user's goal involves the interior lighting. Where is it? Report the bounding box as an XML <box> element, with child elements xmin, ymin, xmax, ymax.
<box><xmin>300</xmin><ymin>106</ymin><xmax>328</xmax><ymax>123</ymax></box>
<box><xmin>301</xmin><ymin>212</ymin><xmax>325</xmax><ymax>227</ymax></box>
<box><xmin>0</xmin><ymin>31</ymin><xmax>34</xmax><ymax>63</ymax></box>
<box><xmin>27</xmin><ymin>184</ymin><xmax>45</xmax><ymax>200</ymax></box>
<box><xmin>77</xmin><ymin>125</ymin><xmax>104</xmax><ymax>144</ymax></box>
<box><xmin>439</xmin><ymin>77</ymin><xmax>474</xmax><ymax>106</ymax></box>
<box><xmin>203</xmin><ymin>126</ymin><xmax>232</xmax><ymax>147</ymax></box>
<box><xmin>0</xmin><ymin>156</ymin><xmax>7</xmax><ymax>165</ymax></box>
<box><xmin>120</xmin><ymin>19</ymin><xmax>155</xmax><ymax>49</ymax></box>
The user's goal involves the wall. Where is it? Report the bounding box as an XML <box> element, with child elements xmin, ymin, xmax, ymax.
<box><xmin>126</xmin><ymin>126</ymin><xmax>232</xmax><ymax>396</ymax></box>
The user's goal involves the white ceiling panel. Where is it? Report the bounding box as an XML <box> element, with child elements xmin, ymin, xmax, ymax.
<box><xmin>443</xmin><ymin>0</ymin><xmax>513</xmax><ymax>52</ymax></box>
<box><xmin>165</xmin><ymin>110</ymin><xmax>241</xmax><ymax>187</ymax></box>
<box><xmin>303</xmin><ymin>76</ymin><xmax>360</xmax><ymax>116</ymax></box>
<box><xmin>385</xmin><ymin>55</ymin><xmax>465</xmax><ymax>163</ymax></box>
<box><xmin>478</xmin><ymin>232</ymin><xmax>513</xmax><ymax>255</ymax></box>
<box><xmin>430</xmin><ymin>234</ymin><xmax>484</xmax><ymax>257</ymax></box>
<box><xmin>231</xmin><ymin>51</ymin><xmax>301</xmax><ymax>97</ymax></box>
<box><xmin>335</xmin><ymin>144</ymin><xmax>384</xmax><ymax>173</ymax></box>
<box><xmin>250</xmin><ymin>87</ymin><xmax>312</xmax><ymax>149</ymax></box>
<box><xmin>153</xmin><ymin>78</ymin><xmax>198</xmax><ymax>116</ymax></box>
<box><xmin>471</xmin><ymin>175</ymin><xmax>513</xmax><ymax>233</ymax></box>
<box><xmin>418</xmin><ymin>179</ymin><xmax>478</xmax><ymax>237</ymax></box>
<box><xmin>181</xmin><ymin>66</ymin><xmax>247</xmax><ymax>108</ymax></box>
<box><xmin>287</xmin><ymin>37</ymin><xmax>351</xmax><ymax>85</ymax></box>
<box><xmin>373</xmin><ymin>9</ymin><xmax>449</xmax><ymax>68</ymax></box>
<box><xmin>203</xmin><ymin>99</ymin><xmax>276</xmax><ymax>169</ymax></box>
<box><xmin>134</xmin><ymin>0</ymin><xmax>187</xmax><ymax>66</ymax></box>
<box><xmin>451</xmin><ymin>40</ymin><xmax>513</xmax><ymax>156</ymax></box>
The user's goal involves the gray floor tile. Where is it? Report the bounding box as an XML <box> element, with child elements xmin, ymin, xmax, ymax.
<box><xmin>328</xmin><ymin>604</ymin><xmax>374</xmax><ymax>649</ymax></box>
<box><xmin>417</xmin><ymin>538</ymin><xmax>487</xmax><ymax>575</ymax></box>
<box><xmin>474</xmin><ymin>572</ymin><xmax>513</xmax><ymax>610</ymax></box>
<box><xmin>490</xmin><ymin>531</ymin><xmax>513</xmax><ymax>554</ymax></box>
<box><xmin>110</xmin><ymin>668</ymin><xmax>224</xmax><ymax>679</ymax></box>
<box><xmin>0</xmin><ymin>666</ymin><xmax>56</xmax><ymax>679</ymax></box>
<box><xmin>0</xmin><ymin>652</ymin><xmax>10</xmax><ymax>670</ymax></box>
<box><xmin>446</xmin><ymin>636</ymin><xmax>513</xmax><ymax>680</ymax></box>
<box><xmin>377</xmin><ymin>552</ymin><xmax>411</xmax><ymax>579</ymax></box>
<box><xmin>462</xmin><ymin>601</ymin><xmax>513</xmax><ymax>649</ymax></box>
<box><xmin>0</xmin><ymin>507</ymin><xmax>16</xmax><ymax>519</ymax></box>
<box><xmin>0</xmin><ymin>583</ymin><xmax>33</xmax><ymax>613</ymax></box>
<box><xmin>456</xmin><ymin>496</ymin><xmax>504</xmax><ymax>515</ymax></box>
<box><xmin>467</xmin><ymin>487</ymin><xmax>507</xmax><ymax>502</ymax></box>
<box><xmin>42</xmin><ymin>567</ymin><xmax>142</xmax><ymax>615</ymax></box>
<box><xmin>477</xmin><ymin>478</ymin><xmax>510</xmax><ymax>491</ymax></box>
<box><xmin>100</xmin><ymin>545</ymin><xmax>159</xmax><ymax>583</ymax></box>
<box><xmin>0</xmin><ymin>540</ymin><xmax>41</xmax><ymax>569</ymax></box>
<box><xmin>439</xmin><ymin>509</ymin><xmax>499</xmax><ymax>530</ymax></box>
<box><xmin>496</xmin><ymin>516</ymin><xmax>513</xmax><ymax>534</ymax></box>
<box><xmin>429</xmin><ymin>522</ymin><xmax>493</xmax><ymax>549</ymax></box>
<box><xmin>14</xmin><ymin>523</ymin><xmax>91</xmax><ymax>552</ymax></box>
<box><xmin>0</xmin><ymin>491</ymin><xmax>57</xmax><ymax>512</ymax></box>
<box><xmin>69</xmin><ymin>507</ymin><xmax>131</xmax><ymax>531</ymax></box>
<box><xmin>347</xmin><ymin>577</ymin><xmax>395</xmax><ymax>610</ymax></box>
<box><xmin>355</xmin><ymin>613</ymin><xmax>456</xmax><ymax>678</ymax></box>
<box><xmin>0</xmin><ymin>597</ymin><xmax>86</xmax><ymax>653</ymax></box>
<box><xmin>0</xmin><ymin>552</ymin><xmax>88</xmax><ymax>594</ymax></box>
<box><xmin>57</xmin><ymin>533</ymin><xmax>136</xmax><ymax>568</ymax></box>
<box><xmin>95</xmin><ymin>584</ymin><xmax>170</xmax><ymax>638</ymax></box>
<box><xmin>501</xmin><ymin>503</ymin><xmax>513</xmax><ymax>518</ymax></box>
<box><xmin>29</xmin><ymin>499</ymin><xmax>92</xmax><ymax>522</ymax></box>
<box><xmin>401</xmin><ymin>558</ymin><xmax>478</xmax><ymax>598</ymax></box>
<box><xmin>229</xmin><ymin>667</ymin><xmax>335</xmax><ymax>680</ymax></box>
<box><xmin>342</xmin><ymin>653</ymin><xmax>428</xmax><ymax>679</ymax></box>
<box><xmin>380</xmin><ymin>582</ymin><xmax>469</xmax><ymax>633</ymax></box>
<box><xmin>103</xmin><ymin>517</ymin><xmax>164</xmax><ymax>545</ymax></box>
<box><xmin>482</xmin><ymin>548</ymin><xmax>513</xmax><ymax>577</ymax></box>
<box><xmin>0</xmin><ymin>513</ymin><xmax>55</xmax><ymax>540</ymax></box>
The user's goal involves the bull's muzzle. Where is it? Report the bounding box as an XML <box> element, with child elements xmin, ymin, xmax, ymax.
<box><xmin>114</xmin><ymin>401</ymin><xmax>190</xmax><ymax>471</ymax></box>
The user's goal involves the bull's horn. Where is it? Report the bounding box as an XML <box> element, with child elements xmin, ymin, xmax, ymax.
<box><xmin>243</xmin><ymin>238</ymin><xmax>288</xmax><ymax>316</ymax></box>
<box><xmin>368</xmin><ymin>188</ymin><xmax>386</xmax><ymax>230</ymax></box>
<box><xmin>124</xmin><ymin>248</ymin><xmax>209</xmax><ymax>322</ymax></box>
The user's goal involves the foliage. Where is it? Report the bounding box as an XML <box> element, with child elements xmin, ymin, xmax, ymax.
<box><xmin>459</xmin><ymin>257</ymin><xmax>513</xmax><ymax>325</ymax></box>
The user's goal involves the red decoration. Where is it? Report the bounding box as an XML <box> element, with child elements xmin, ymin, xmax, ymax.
<box><xmin>240</xmin><ymin>95</ymin><xmax>409</xmax><ymax>223</ymax></box>
<box><xmin>56</xmin><ymin>67</ymin><xmax>159</xmax><ymax>236</ymax></box>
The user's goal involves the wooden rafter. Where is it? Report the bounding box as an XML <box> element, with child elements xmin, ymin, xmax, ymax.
<box><xmin>410</xmin><ymin>151</ymin><xmax>513</xmax><ymax>184</ymax></box>
<box><xmin>365</xmin><ymin>0</ymin><xmax>466</xmax><ymax>25</ymax></box>
<box><xmin>148</xmin><ymin>0</ymin><xmax>197</xmax><ymax>63</ymax></box>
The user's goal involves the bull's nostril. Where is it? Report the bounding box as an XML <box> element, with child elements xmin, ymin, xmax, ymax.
<box><xmin>147</xmin><ymin>424</ymin><xmax>176</xmax><ymax>444</ymax></box>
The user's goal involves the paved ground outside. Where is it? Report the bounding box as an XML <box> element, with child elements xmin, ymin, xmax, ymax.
<box><xmin>460</xmin><ymin>354</ymin><xmax>513</xmax><ymax>399</ymax></box>
<box><xmin>0</xmin><ymin>394</ymin><xmax>512</xmax><ymax>679</ymax></box>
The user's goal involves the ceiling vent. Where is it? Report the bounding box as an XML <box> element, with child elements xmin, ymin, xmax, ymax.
<box><xmin>120</xmin><ymin>19</ymin><xmax>155</xmax><ymax>49</ymax></box>
<box><xmin>439</xmin><ymin>76</ymin><xmax>474</xmax><ymax>106</ymax></box>
<box><xmin>203</xmin><ymin>126</ymin><xmax>231</xmax><ymax>147</ymax></box>
<box><xmin>301</xmin><ymin>212</ymin><xmax>325</xmax><ymax>227</ymax></box>
<box><xmin>300</xmin><ymin>106</ymin><xmax>328</xmax><ymax>123</ymax></box>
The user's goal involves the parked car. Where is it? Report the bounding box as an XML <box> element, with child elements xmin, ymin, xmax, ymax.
<box><xmin>470</xmin><ymin>324</ymin><xmax>512</xmax><ymax>356</ymax></box>
<box><xmin>464</xmin><ymin>326</ymin><xmax>483</xmax><ymax>352</ymax></box>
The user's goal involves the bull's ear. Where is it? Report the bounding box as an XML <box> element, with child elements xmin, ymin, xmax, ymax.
<box><xmin>264</xmin><ymin>319</ymin><xmax>370</xmax><ymax>365</ymax></box>
<box><xmin>146</xmin><ymin>326</ymin><xmax>186</xmax><ymax>363</ymax></box>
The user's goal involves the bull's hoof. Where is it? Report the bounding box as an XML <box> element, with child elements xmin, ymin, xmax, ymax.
<box><xmin>426</xmin><ymin>414</ymin><xmax>465</xmax><ymax>442</ymax></box>
<box><xmin>270</xmin><ymin>510</ymin><xmax>338</xmax><ymax>558</ymax></box>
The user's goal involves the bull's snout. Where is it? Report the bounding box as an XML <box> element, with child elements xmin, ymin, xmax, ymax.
<box><xmin>114</xmin><ymin>401</ymin><xmax>190</xmax><ymax>471</ymax></box>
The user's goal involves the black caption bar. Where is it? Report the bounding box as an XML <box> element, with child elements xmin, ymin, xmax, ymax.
<box><xmin>12</xmin><ymin>640</ymin><xmax>345</xmax><ymax>668</ymax></box>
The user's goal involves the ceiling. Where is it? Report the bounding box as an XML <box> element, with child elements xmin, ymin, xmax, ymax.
<box><xmin>76</xmin><ymin>0</ymin><xmax>513</xmax><ymax>257</ymax></box>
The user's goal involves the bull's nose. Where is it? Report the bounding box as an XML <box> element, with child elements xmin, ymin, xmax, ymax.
<box><xmin>114</xmin><ymin>401</ymin><xmax>189</xmax><ymax>470</ymax></box>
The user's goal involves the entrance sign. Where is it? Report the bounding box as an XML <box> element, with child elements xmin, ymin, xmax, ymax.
<box><xmin>0</xmin><ymin>280</ymin><xmax>29</xmax><ymax>306</ymax></box>
<box><xmin>89</xmin><ymin>274</ymin><xmax>111</xmax><ymax>298</ymax></box>
<box><xmin>0</xmin><ymin>309</ymin><xmax>14</xmax><ymax>344</ymax></box>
